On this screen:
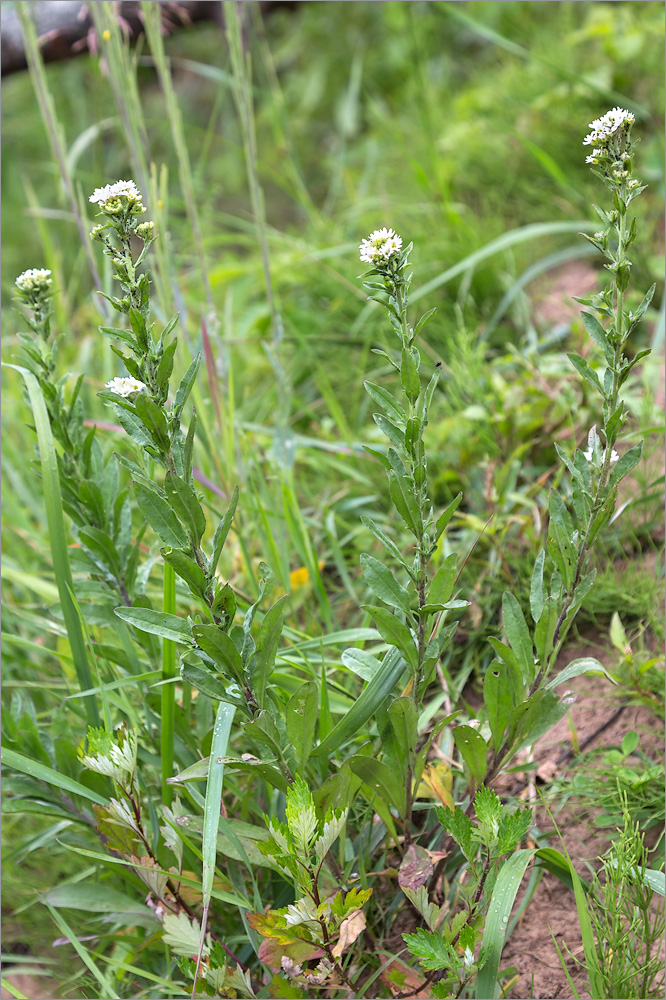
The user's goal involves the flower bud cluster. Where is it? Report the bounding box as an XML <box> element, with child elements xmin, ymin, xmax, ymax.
<box><xmin>15</xmin><ymin>267</ymin><xmax>52</xmax><ymax>300</ymax></box>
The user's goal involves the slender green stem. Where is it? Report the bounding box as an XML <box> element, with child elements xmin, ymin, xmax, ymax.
<box><xmin>161</xmin><ymin>562</ymin><xmax>177</xmax><ymax>805</ymax></box>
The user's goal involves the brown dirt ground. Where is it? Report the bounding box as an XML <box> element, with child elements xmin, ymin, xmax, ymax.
<box><xmin>500</xmin><ymin>639</ymin><xmax>664</xmax><ymax>1000</ymax></box>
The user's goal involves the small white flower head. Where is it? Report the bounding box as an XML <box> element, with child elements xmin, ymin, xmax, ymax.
<box><xmin>15</xmin><ymin>267</ymin><xmax>52</xmax><ymax>295</ymax></box>
<box><xmin>463</xmin><ymin>946</ymin><xmax>475</xmax><ymax>970</ymax></box>
<box><xmin>583</xmin><ymin>108</ymin><xmax>635</xmax><ymax>152</ymax></box>
<box><xmin>105</xmin><ymin>376</ymin><xmax>147</xmax><ymax>397</ymax></box>
<box><xmin>89</xmin><ymin>179</ymin><xmax>145</xmax><ymax>216</ymax></box>
<box><xmin>89</xmin><ymin>224</ymin><xmax>107</xmax><ymax>241</ymax></box>
<box><xmin>359</xmin><ymin>227</ymin><xmax>403</xmax><ymax>266</ymax></box>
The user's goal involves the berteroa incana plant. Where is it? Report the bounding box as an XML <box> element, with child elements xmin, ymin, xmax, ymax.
<box><xmin>3</xmin><ymin>107</ymin><xmax>655</xmax><ymax>999</ymax></box>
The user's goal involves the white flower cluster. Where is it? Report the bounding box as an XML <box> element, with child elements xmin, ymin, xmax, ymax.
<box><xmin>105</xmin><ymin>376</ymin><xmax>146</xmax><ymax>397</ymax></box>
<box><xmin>15</xmin><ymin>268</ymin><xmax>52</xmax><ymax>293</ymax></box>
<box><xmin>359</xmin><ymin>227</ymin><xmax>403</xmax><ymax>265</ymax></box>
<box><xmin>89</xmin><ymin>179</ymin><xmax>143</xmax><ymax>208</ymax></box>
<box><xmin>583</xmin><ymin>107</ymin><xmax>635</xmax><ymax>147</ymax></box>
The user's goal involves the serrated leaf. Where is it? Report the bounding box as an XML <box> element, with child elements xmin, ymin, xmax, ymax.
<box><xmin>403</xmin><ymin>927</ymin><xmax>459</xmax><ymax>971</ymax></box>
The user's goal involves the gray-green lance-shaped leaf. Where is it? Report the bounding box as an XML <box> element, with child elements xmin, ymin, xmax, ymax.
<box><xmin>362</xmin><ymin>605</ymin><xmax>417</xmax><ymax>671</ymax></box>
<box><xmin>348</xmin><ymin>755</ymin><xmax>406</xmax><ymax>816</ymax></box>
<box><xmin>434</xmin><ymin>492</ymin><xmax>463</xmax><ymax>543</ymax></box>
<box><xmin>161</xmin><ymin>547</ymin><xmax>208</xmax><ymax>598</ymax></box>
<box><xmin>567</xmin><ymin>352</ymin><xmax>604</xmax><ymax>396</ymax></box>
<box><xmin>360</xmin><ymin>553</ymin><xmax>412</xmax><ymax>614</ymax></box>
<box><xmin>164</xmin><ymin>472</ymin><xmax>206</xmax><ymax>546</ymax></box>
<box><xmin>501</xmin><ymin>592</ymin><xmax>535</xmax><ymax>685</ymax></box>
<box><xmin>530</xmin><ymin>550</ymin><xmax>546</xmax><ymax>623</ymax></box>
<box><xmin>134</xmin><ymin>393</ymin><xmax>170</xmax><ymax>450</ymax></box>
<box><xmin>363</xmin><ymin>381</ymin><xmax>406</xmax><ymax>423</ymax></box>
<box><xmin>114</xmin><ymin>606</ymin><xmax>194</xmax><ymax>645</ymax></box>
<box><xmin>389</xmin><ymin>697</ymin><xmax>418</xmax><ymax>771</ymax></box>
<box><xmin>483</xmin><ymin>658</ymin><xmax>522</xmax><ymax>752</ymax></box>
<box><xmin>428</xmin><ymin>553</ymin><xmax>457</xmax><ymax>606</ymax></box>
<box><xmin>452</xmin><ymin>725</ymin><xmax>488</xmax><ymax>790</ymax></box>
<box><xmin>581</xmin><ymin>311</ymin><xmax>614</xmax><ymax>366</ymax></box>
<box><xmin>192</xmin><ymin>625</ymin><xmax>244</xmax><ymax>686</ymax></box>
<box><xmin>388</xmin><ymin>470</ymin><xmax>421</xmax><ymax>535</ymax></box>
<box><xmin>251</xmin><ymin>595</ymin><xmax>288</xmax><ymax>708</ymax></box>
<box><xmin>546</xmin><ymin>657</ymin><xmax>616</xmax><ymax>690</ymax></box>
<box><xmin>180</xmin><ymin>660</ymin><xmax>245</xmax><ymax>710</ymax></box>
<box><xmin>313</xmin><ymin>646</ymin><xmax>407</xmax><ymax>758</ymax></box>
<box><xmin>401</xmin><ymin>347</ymin><xmax>420</xmax><ymax>403</ymax></box>
<box><xmin>210</xmin><ymin>485</ymin><xmax>239</xmax><ymax>578</ymax></box>
<box><xmin>361</xmin><ymin>515</ymin><xmax>411</xmax><ymax>570</ymax></box>
<box><xmin>286</xmin><ymin>681</ymin><xmax>318</xmax><ymax>771</ymax></box>
<box><xmin>608</xmin><ymin>442</ymin><xmax>643</xmax><ymax>491</ymax></box>
<box><xmin>242</xmin><ymin>710</ymin><xmax>283</xmax><ymax>759</ymax></box>
<box><xmin>134</xmin><ymin>482</ymin><xmax>188</xmax><ymax>549</ymax></box>
<box><xmin>341</xmin><ymin>648</ymin><xmax>382</xmax><ymax>682</ymax></box>
<box><xmin>173</xmin><ymin>353</ymin><xmax>201</xmax><ymax>420</ymax></box>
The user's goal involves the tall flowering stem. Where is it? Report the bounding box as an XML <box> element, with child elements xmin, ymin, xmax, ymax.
<box><xmin>357</xmin><ymin>230</ymin><xmax>465</xmax><ymax>843</ymax></box>
<box><xmin>482</xmin><ymin>110</ymin><xmax>654</xmax><ymax>789</ymax></box>
<box><xmin>529</xmin><ymin>107</ymin><xmax>653</xmax><ymax>693</ymax></box>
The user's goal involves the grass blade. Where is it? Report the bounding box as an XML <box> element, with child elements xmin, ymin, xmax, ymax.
<box><xmin>161</xmin><ymin>562</ymin><xmax>177</xmax><ymax>806</ymax></box>
<box><xmin>193</xmin><ymin>700</ymin><xmax>236</xmax><ymax>997</ymax></box>
<box><xmin>312</xmin><ymin>646</ymin><xmax>407</xmax><ymax>757</ymax></box>
<box><xmin>4</xmin><ymin>365</ymin><xmax>98</xmax><ymax>726</ymax></box>
<box><xmin>476</xmin><ymin>848</ymin><xmax>533</xmax><ymax>999</ymax></box>
<box><xmin>1</xmin><ymin>747</ymin><xmax>107</xmax><ymax>805</ymax></box>
<box><xmin>42</xmin><ymin>901</ymin><xmax>120</xmax><ymax>999</ymax></box>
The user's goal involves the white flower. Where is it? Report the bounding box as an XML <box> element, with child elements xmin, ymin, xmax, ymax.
<box><xmin>90</xmin><ymin>179</ymin><xmax>142</xmax><ymax>206</ymax></box>
<box><xmin>463</xmin><ymin>946</ymin><xmax>475</xmax><ymax>969</ymax></box>
<box><xmin>105</xmin><ymin>376</ymin><xmax>147</xmax><ymax>397</ymax></box>
<box><xmin>15</xmin><ymin>268</ymin><xmax>52</xmax><ymax>293</ymax></box>
<box><xmin>359</xmin><ymin>227</ymin><xmax>403</xmax><ymax>265</ymax></box>
<box><xmin>583</xmin><ymin>108</ymin><xmax>634</xmax><ymax>148</ymax></box>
